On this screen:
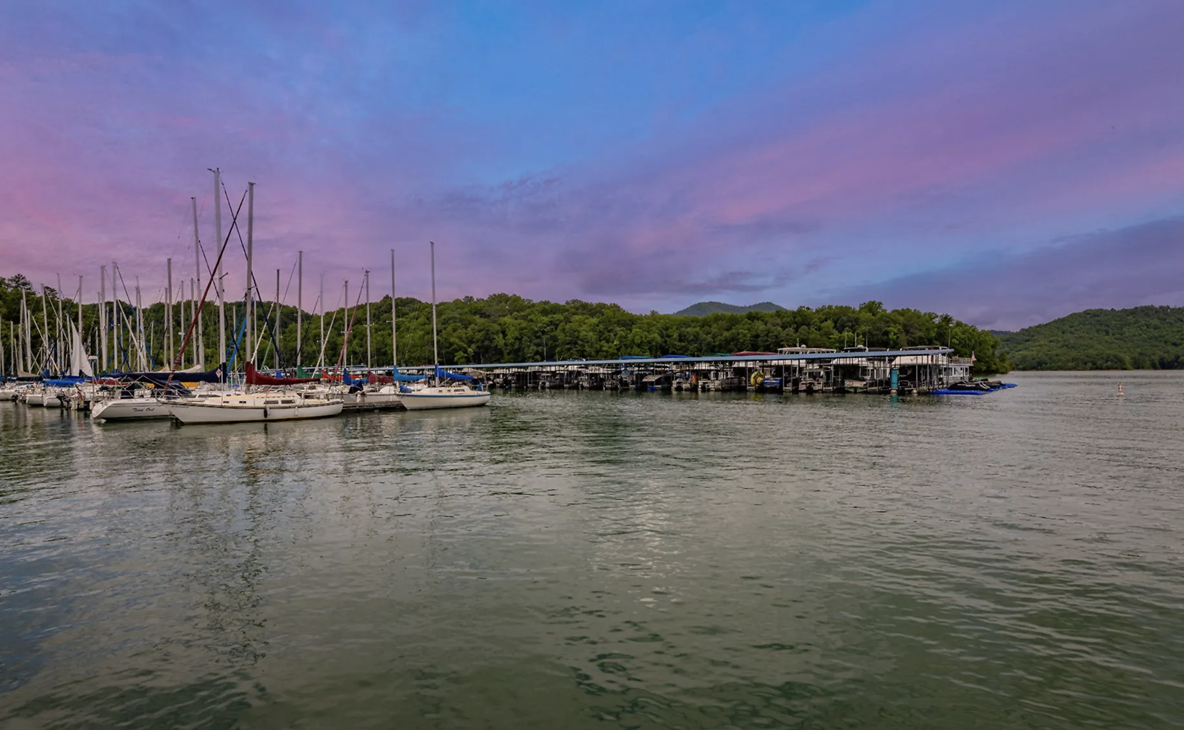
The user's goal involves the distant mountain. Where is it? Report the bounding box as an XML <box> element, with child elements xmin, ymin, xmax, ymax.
<box><xmin>998</xmin><ymin>306</ymin><xmax>1184</xmax><ymax>370</ymax></box>
<box><xmin>674</xmin><ymin>301</ymin><xmax>786</xmax><ymax>316</ymax></box>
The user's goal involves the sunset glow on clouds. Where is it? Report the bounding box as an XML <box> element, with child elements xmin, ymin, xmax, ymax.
<box><xmin>1</xmin><ymin>0</ymin><xmax>1182</xmax><ymax>329</ymax></box>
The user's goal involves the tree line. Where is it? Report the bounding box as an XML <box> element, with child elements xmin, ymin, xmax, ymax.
<box><xmin>997</xmin><ymin>306</ymin><xmax>1184</xmax><ymax>370</ymax></box>
<box><xmin>1</xmin><ymin>274</ymin><xmax>1008</xmax><ymax>375</ymax></box>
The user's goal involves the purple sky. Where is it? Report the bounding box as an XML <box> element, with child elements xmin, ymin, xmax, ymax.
<box><xmin>2</xmin><ymin>0</ymin><xmax>1182</xmax><ymax>330</ymax></box>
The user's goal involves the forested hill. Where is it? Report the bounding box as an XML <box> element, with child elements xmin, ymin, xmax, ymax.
<box><xmin>998</xmin><ymin>306</ymin><xmax>1184</xmax><ymax>370</ymax></box>
<box><xmin>1</xmin><ymin>274</ymin><xmax>1006</xmax><ymax>374</ymax></box>
<box><xmin>674</xmin><ymin>301</ymin><xmax>785</xmax><ymax>316</ymax></box>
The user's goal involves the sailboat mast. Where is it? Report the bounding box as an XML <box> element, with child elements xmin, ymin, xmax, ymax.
<box><xmin>342</xmin><ymin>279</ymin><xmax>349</xmax><ymax>370</ymax></box>
<box><xmin>365</xmin><ymin>270</ymin><xmax>371</xmax><ymax>370</ymax></box>
<box><xmin>55</xmin><ymin>274</ymin><xmax>65</xmax><ymax>367</ymax></box>
<box><xmin>41</xmin><ymin>285</ymin><xmax>50</xmax><ymax>373</ymax></box>
<box><xmin>76</xmin><ymin>275</ymin><xmax>82</xmax><ymax>356</ymax></box>
<box><xmin>246</xmin><ymin>181</ymin><xmax>255</xmax><ymax>367</ymax></box>
<box><xmin>213</xmin><ymin>168</ymin><xmax>225</xmax><ymax>370</ymax></box>
<box><xmin>135</xmin><ymin>277</ymin><xmax>145</xmax><ymax>371</ymax></box>
<box><xmin>99</xmin><ymin>265</ymin><xmax>107</xmax><ymax>373</ymax></box>
<box><xmin>397</xmin><ymin>249</ymin><xmax>402</xmax><ymax>364</ymax></box>
<box><xmin>297</xmin><ymin>251</ymin><xmax>303</xmax><ymax>370</ymax></box>
<box><xmin>189</xmin><ymin>279</ymin><xmax>195</xmax><ymax>367</ymax></box>
<box><xmin>430</xmin><ymin>241</ymin><xmax>438</xmax><ymax>384</ymax></box>
<box><xmin>166</xmin><ymin>258</ymin><xmax>173</xmax><ymax>366</ymax></box>
<box><xmin>319</xmin><ymin>273</ymin><xmax>324</xmax><ymax>368</ymax></box>
<box><xmin>192</xmin><ymin>197</ymin><xmax>203</xmax><ymax>368</ymax></box>
<box><xmin>113</xmin><ymin>262</ymin><xmax>121</xmax><ymax>370</ymax></box>
<box><xmin>23</xmin><ymin>290</ymin><xmax>31</xmax><ymax>374</ymax></box>
<box><xmin>275</xmin><ymin>268</ymin><xmax>281</xmax><ymax>371</ymax></box>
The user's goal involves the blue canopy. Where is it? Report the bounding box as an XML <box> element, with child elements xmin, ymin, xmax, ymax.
<box><xmin>435</xmin><ymin>366</ymin><xmax>473</xmax><ymax>381</ymax></box>
<box><xmin>43</xmin><ymin>377</ymin><xmax>84</xmax><ymax>387</ymax></box>
<box><xmin>391</xmin><ymin>368</ymin><xmax>426</xmax><ymax>382</ymax></box>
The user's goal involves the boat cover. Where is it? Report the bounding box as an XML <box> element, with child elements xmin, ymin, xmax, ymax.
<box><xmin>435</xmin><ymin>366</ymin><xmax>473</xmax><ymax>381</ymax></box>
<box><xmin>246</xmin><ymin>362</ymin><xmax>320</xmax><ymax>385</ymax></box>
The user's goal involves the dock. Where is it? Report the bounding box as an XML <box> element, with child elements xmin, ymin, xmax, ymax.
<box><xmin>396</xmin><ymin>347</ymin><xmax>967</xmax><ymax>395</ymax></box>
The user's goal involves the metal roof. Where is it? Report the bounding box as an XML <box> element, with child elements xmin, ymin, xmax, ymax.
<box><xmin>398</xmin><ymin>348</ymin><xmax>954</xmax><ymax>372</ymax></box>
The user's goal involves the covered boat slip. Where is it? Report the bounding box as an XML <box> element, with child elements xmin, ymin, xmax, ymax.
<box><xmin>401</xmin><ymin>347</ymin><xmax>964</xmax><ymax>394</ymax></box>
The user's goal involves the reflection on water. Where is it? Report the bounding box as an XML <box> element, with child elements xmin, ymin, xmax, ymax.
<box><xmin>2</xmin><ymin>372</ymin><xmax>1184</xmax><ymax>729</ymax></box>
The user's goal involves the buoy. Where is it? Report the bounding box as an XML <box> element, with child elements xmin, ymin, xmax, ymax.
<box><xmin>1117</xmin><ymin>382</ymin><xmax>1124</xmax><ymax>396</ymax></box>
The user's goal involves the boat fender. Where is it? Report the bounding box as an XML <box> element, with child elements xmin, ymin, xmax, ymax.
<box><xmin>263</xmin><ymin>405</ymin><xmax>269</xmax><ymax>419</ymax></box>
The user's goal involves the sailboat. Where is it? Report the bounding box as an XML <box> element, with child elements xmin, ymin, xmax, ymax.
<box><xmin>399</xmin><ymin>241</ymin><xmax>491</xmax><ymax>411</ymax></box>
<box><xmin>168</xmin><ymin>181</ymin><xmax>343</xmax><ymax>425</ymax></box>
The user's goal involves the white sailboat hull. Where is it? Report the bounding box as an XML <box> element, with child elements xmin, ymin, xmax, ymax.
<box><xmin>348</xmin><ymin>390</ymin><xmax>402</xmax><ymax>406</ymax></box>
<box><xmin>399</xmin><ymin>387</ymin><xmax>491</xmax><ymax>411</ymax></box>
<box><xmin>92</xmin><ymin>397</ymin><xmax>172</xmax><ymax>422</ymax></box>
<box><xmin>171</xmin><ymin>399</ymin><xmax>343</xmax><ymax>424</ymax></box>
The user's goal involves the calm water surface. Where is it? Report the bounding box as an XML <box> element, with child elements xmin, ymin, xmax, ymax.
<box><xmin>2</xmin><ymin>371</ymin><xmax>1183</xmax><ymax>729</ymax></box>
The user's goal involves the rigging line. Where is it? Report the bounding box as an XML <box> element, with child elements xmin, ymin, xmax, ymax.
<box><xmin>311</xmin><ymin>288</ymin><xmax>344</xmax><ymax>372</ymax></box>
<box><xmin>332</xmin><ymin>270</ymin><xmax>368</xmax><ymax>375</ymax></box>
<box><xmin>245</xmin><ymin>260</ymin><xmax>299</xmax><ymax>366</ymax></box>
<box><xmin>313</xmin><ymin>306</ymin><xmax>341</xmax><ymax>373</ymax></box>
<box><xmin>165</xmin><ymin>189</ymin><xmax>246</xmax><ymax>390</ymax></box>
<box><xmin>166</xmin><ymin>198</ymin><xmax>195</xmax><ymax>266</ymax></box>
<box><xmin>221</xmin><ymin>181</ymin><xmax>268</xmax><ymax>302</ymax></box>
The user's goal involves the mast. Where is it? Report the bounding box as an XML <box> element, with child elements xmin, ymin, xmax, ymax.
<box><xmin>22</xmin><ymin>289</ymin><xmax>31</xmax><ymax>374</ymax></box>
<box><xmin>213</xmin><ymin>168</ymin><xmax>225</xmax><ymax>371</ymax></box>
<box><xmin>430</xmin><ymin>241</ymin><xmax>438</xmax><ymax>385</ymax></box>
<box><xmin>342</xmin><ymin>279</ymin><xmax>349</xmax><ymax>371</ymax></box>
<box><xmin>319</xmin><ymin>273</ymin><xmax>324</xmax><ymax>370</ymax></box>
<box><xmin>166</xmin><ymin>258</ymin><xmax>173</xmax><ymax>367</ymax></box>
<box><xmin>26</xmin><ymin>294</ymin><xmax>32</xmax><ymax>374</ymax></box>
<box><xmin>112</xmin><ymin>261</ymin><xmax>119</xmax><ymax>370</ymax></box>
<box><xmin>275</xmin><ymin>268</ymin><xmax>281</xmax><ymax>371</ymax></box>
<box><xmin>189</xmin><ymin>279</ymin><xmax>196</xmax><ymax>367</ymax></box>
<box><xmin>99</xmin><ymin>265</ymin><xmax>107</xmax><ymax>373</ymax></box>
<box><xmin>41</xmin><ymin>285</ymin><xmax>50</xmax><ymax>373</ymax></box>
<box><xmin>76</xmin><ymin>275</ymin><xmax>82</xmax><ymax>357</ymax></box>
<box><xmin>76</xmin><ymin>275</ymin><xmax>83</xmax><ymax>375</ymax></box>
<box><xmin>296</xmin><ymin>250</ymin><xmax>303</xmax><ymax>370</ymax></box>
<box><xmin>192</xmin><ymin>197</ymin><xmax>203</xmax><ymax>368</ymax></box>
<box><xmin>135</xmin><ymin>276</ymin><xmax>145</xmax><ymax>371</ymax></box>
<box><xmin>246</xmin><ymin>181</ymin><xmax>255</xmax><ymax>367</ymax></box>
<box><xmin>365</xmin><ymin>269</ymin><xmax>371</xmax><ymax>370</ymax></box>
<box><xmin>55</xmin><ymin>274</ymin><xmax>65</xmax><ymax>369</ymax></box>
<box><xmin>397</xmin><ymin>249</ymin><xmax>402</xmax><ymax>364</ymax></box>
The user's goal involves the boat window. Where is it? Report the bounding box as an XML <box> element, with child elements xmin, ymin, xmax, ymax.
<box><xmin>265</xmin><ymin>399</ymin><xmax>280</xmax><ymax>405</ymax></box>
<box><xmin>282</xmin><ymin>399</ymin><xmax>295</xmax><ymax>404</ymax></box>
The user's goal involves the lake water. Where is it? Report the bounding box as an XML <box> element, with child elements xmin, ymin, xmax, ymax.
<box><xmin>2</xmin><ymin>371</ymin><xmax>1183</xmax><ymax>729</ymax></box>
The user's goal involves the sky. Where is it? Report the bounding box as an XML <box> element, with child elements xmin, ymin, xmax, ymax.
<box><xmin>1</xmin><ymin>0</ymin><xmax>1182</xmax><ymax>330</ymax></box>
